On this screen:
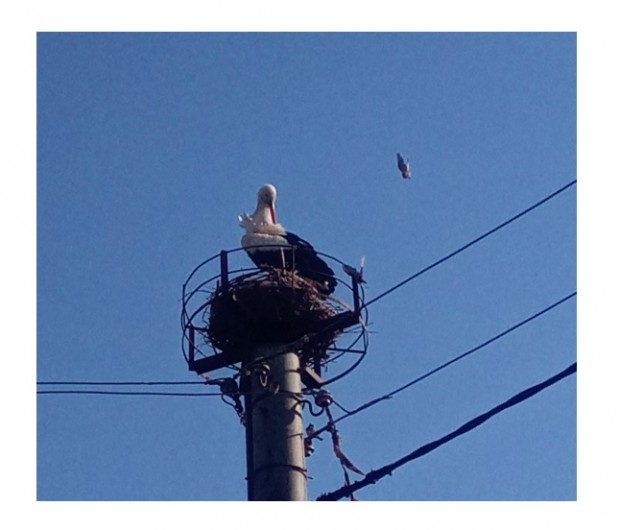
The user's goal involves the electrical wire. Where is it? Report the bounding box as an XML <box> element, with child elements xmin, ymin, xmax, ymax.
<box><xmin>37</xmin><ymin>390</ymin><xmax>224</xmax><ymax>397</ymax></box>
<box><xmin>316</xmin><ymin>361</ymin><xmax>577</xmax><ymax>501</ymax></box>
<box><xmin>37</xmin><ymin>380</ymin><xmax>208</xmax><ymax>386</ymax></box>
<box><xmin>362</xmin><ymin>179</ymin><xmax>576</xmax><ymax>309</ymax></box>
<box><xmin>309</xmin><ymin>290</ymin><xmax>576</xmax><ymax>440</ymax></box>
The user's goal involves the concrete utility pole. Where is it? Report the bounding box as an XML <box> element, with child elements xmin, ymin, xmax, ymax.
<box><xmin>244</xmin><ymin>344</ymin><xmax>306</xmax><ymax>501</ymax></box>
<box><xmin>183</xmin><ymin>257</ymin><xmax>363</xmax><ymax>501</ymax></box>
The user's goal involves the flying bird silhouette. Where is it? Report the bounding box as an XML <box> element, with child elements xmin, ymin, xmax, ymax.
<box><xmin>397</xmin><ymin>152</ymin><xmax>411</xmax><ymax>179</ymax></box>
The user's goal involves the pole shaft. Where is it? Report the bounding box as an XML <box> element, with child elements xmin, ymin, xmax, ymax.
<box><xmin>247</xmin><ymin>344</ymin><xmax>307</xmax><ymax>501</ymax></box>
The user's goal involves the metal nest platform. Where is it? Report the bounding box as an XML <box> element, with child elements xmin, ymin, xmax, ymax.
<box><xmin>181</xmin><ymin>246</ymin><xmax>369</xmax><ymax>388</ymax></box>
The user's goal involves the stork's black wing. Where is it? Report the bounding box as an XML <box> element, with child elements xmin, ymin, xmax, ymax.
<box><xmin>283</xmin><ymin>232</ymin><xmax>337</xmax><ymax>294</ymax></box>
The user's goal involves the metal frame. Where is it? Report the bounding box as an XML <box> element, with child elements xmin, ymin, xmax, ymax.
<box><xmin>181</xmin><ymin>246</ymin><xmax>369</xmax><ymax>387</ymax></box>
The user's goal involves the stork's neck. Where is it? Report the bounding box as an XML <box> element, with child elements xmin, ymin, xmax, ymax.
<box><xmin>252</xmin><ymin>204</ymin><xmax>275</xmax><ymax>226</ymax></box>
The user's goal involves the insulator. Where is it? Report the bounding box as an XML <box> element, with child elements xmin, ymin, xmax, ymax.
<box><xmin>219</xmin><ymin>378</ymin><xmax>239</xmax><ymax>396</ymax></box>
<box><xmin>314</xmin><ymin>389</ymin><xmax>333</xmax><ymax>408</ymax></box>
<box><xmin>304</xmin><ymin>439</ymin><xmax>315</xmax><ymax>457</ymax></box>
<box><xmin>256</xmin><ymin>363</ymin><xmax>270</xmax><ymax>377</ymax></box>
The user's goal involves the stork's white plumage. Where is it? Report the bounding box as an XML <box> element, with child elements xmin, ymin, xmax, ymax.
<box><xmin>239</xmin><ymin>184</ymin><xmax>336</xmax><ymax>294</ymax></box>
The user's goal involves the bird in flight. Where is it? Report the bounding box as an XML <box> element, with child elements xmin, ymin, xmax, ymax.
<box><xmin>397</xmin><ymin>152</ymin><xmax>411</xmax><ymax>179</ymax></box>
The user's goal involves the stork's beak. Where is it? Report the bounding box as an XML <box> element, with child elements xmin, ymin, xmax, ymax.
<box><xmin>269</xmin><ymin>203</ymin><xmax>277</xmax><ymax>224</ymax></box>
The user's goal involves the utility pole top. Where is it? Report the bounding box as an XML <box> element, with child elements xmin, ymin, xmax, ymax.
<box><xmin>181</xmin><ymin>248</ymin><xmax>369</xmax><ymax>500</ymax></box>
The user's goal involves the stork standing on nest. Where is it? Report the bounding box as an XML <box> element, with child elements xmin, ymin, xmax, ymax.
<box><xmin>239</xmin><ymin>184</ymin><xmax>337</xmax><ymax>294</ymax></box>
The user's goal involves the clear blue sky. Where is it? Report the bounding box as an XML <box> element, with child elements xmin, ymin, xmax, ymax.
<box><xmin>36</xmin><ymin>32</ymin><xmax>576</xmax><ymax>501</ymax></box>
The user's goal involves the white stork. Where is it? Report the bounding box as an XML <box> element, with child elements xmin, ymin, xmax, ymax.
<box><xmin>239</xmin><ymin>184</ymin><xmax>337</xmax><ymax>294</ymax></box>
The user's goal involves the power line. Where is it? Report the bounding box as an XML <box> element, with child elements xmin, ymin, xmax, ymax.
<box><xmin>362</xmin><ymin>179</ymin><xmax>576</xmax><ymax>309</ymax></box>
<box><xmin>316</xmin><ymin>361</ymin><xmax>577</xmax><ymax>501</ymax></box>
<box><xmin>310</xmin><ymin>291</ymin><xmax>576</xmax><ymax>439</ymax></box>
<box><xmin>37</xmin><ymin>390</ymin><xmax>223</xmax><ymax>397</ymax></box>
<box><xmin>37</xmin><ymin>380</ymin><xmax>207</xmax><ymax>386</ymax></box>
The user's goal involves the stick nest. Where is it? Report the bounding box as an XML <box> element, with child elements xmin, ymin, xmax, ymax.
<box><xmin>204</xmin><ymin>269</ymin><xmax>339</xmax><ymax>355</ymax></box>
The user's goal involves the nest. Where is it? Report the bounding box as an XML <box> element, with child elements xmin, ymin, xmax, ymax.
<box><xmin>204</xmin><ymin>269</ymin><xmax>339</xmax><ymax>360</ymax></box>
